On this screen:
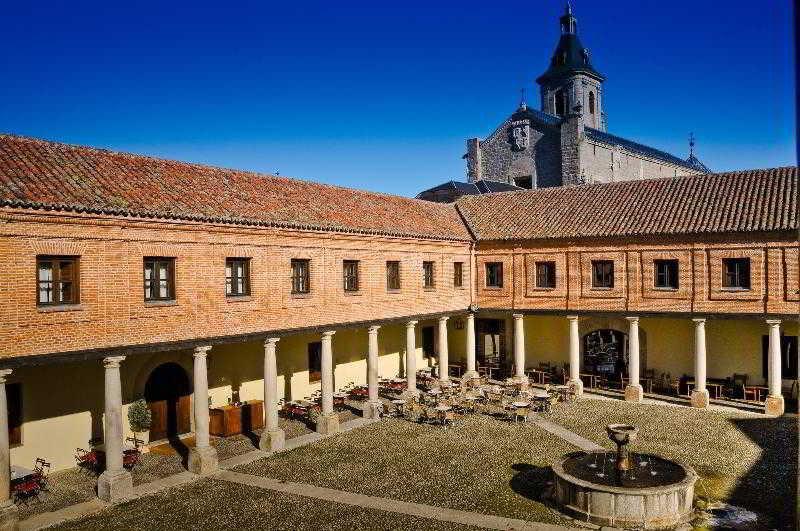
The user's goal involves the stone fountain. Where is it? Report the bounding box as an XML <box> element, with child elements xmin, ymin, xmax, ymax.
<box><xmin>551</xmin><ymin>424</ymin><xmax>697</xmax><ymax>529</ymax></box>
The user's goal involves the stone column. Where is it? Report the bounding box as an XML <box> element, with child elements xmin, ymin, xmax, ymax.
<box><xmin>316</xmin><ymin>331</ymin><xmax>340</xmax><ymax>434</ymax></box>
<box><xmin>259</xmin><ymin>338</ymin><xmax>285</xmax><ymax>452</ymax></box>
<box><xmin>97</xmin><ymin>356</ymin><xmax>133</xmax><ymax>502</ymax></box>
<box><xmin>463</xmin><ymin>313</ymin><xmax>478</xmax><ymax>379</ymax></box>
<box><xmin>690</xmin><ymin>318</ymin><xmax>710</xmax><ymax>408</ymax></box>
<box><xmin>0</xmin><ymin>370</ymin><xmax>17</xmax><ymax>528</ymax></box>
<box><xmin>403</xmin><ymin>321</ymin><xmax>419</xmax><ymax>398</ymax></box>
<box><xmin>437</xmin><ymin>316</ymin><xmax>449</xmax><ymax>381</ymax></box>
<box><xmin>512</xmin><ymin>314</ymin><xmax>527</xmax><ymax>384</ymax></box>
<box><xmin>567</xmin><ymin>316</ymin><xmax>583</xmax><ymax>397</ymax></box>
<box><xmin>624</xmin><ymin>317</ymin><xmax>643</xmax><ymax>403</ymax></box>
<box><xmin>188</xmin><ymin>346</ymin><xmax>218</xmax><ymax>475</ymax></box>
<box><xmin>363</xmin><ymin>326</ymin><xmax>382</xmax><ymax>419</ymax></box>
<box><xmin>765</xmin><ymin>319</ymin><xmax>785</xmax><ymax>416</ymax></box>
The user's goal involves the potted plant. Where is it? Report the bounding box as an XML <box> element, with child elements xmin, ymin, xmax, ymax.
<box><xmin>128</xmin><ymin>399</ymin><xmax>152</xmax><ymax>451</ymax></box>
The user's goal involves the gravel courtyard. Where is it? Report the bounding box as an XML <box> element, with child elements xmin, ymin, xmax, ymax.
<box><xmin>43</xmin><ymin>397</ymin><xmax>797</xmax><ymax>530</ymax></box>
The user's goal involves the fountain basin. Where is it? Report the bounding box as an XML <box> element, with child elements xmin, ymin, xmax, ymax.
<box><xmin>552</xmin><ymin>451</ymin><xmax>697</xmax><ymax>529</ymax></box>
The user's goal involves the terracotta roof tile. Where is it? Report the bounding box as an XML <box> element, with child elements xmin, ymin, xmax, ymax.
<box><xmin>456</xmin><ymin>167</ymin><xmax>798</xmax><ymax>241</ymax></box>
<box><xmin>0</xmin><ymin>134</ymin><xmax>472</xmax><ymax>241</ymax></box>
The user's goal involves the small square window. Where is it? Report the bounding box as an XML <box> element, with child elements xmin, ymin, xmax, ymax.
<box><xmin>591</xmin><ymin>260</ymin><xmax>614</xmax><ymax>289</ymax></box>
<box><xmin>535</xmin><ymin>261</ymin><xmax>556</xmax><ymax>288</ymax></box>
<box><xmin>225</xmin><ymin>258</ymin><xmax>251</xmax><ymax>296</ymax></box>
<box><xmin>654</xmin><ymin>259</ymin><xmax>679</xmax><ymax>289</ymax></box>
<box><xmin>423</xmin><ymin>261</ymin><xmax>435</xmax><ymax>289</ymax></box>
<box><xmin>453</xmin><ymin>262</ymin><xmax>464</xmax><ymax>288</ymax></box>
<box><xmin>343</xmin><ymin>260</ymin><xmax>359</xmax><ymax>292</ymax></box>
<box><xmin>722</xmin><ymin>258</ymin><xmax>751</xmax><ymax>290</ymax></box>
<box><xmin>37</xmin><ymin>256</ymin><xmax>79</xmax><ymax>306</ymax></box>
<box><xmin>144</xmin><ymin>257</ymin><xmax>175</xmax><ymax>301</ymax></box>
<box><xmin>485</xmin><ymin>262</ymin><xmax>503</xmax><ymax>288</ymax></box>
<box><xmin>291</xmin><ymin>259</ymin><xmax>310</xmax><ymax>294</ymax></box>
<box><xmin>386</xmin><ymin>261</ymin><xmax>400</xmax><ymax>290</ymax></box>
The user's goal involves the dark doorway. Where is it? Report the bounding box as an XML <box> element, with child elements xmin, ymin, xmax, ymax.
<box><xmin>308</xmin><ymin>342</ymin><xmax>322</xmax><ymax>383</ymax></box>
<box><xmin>144</xmin><ymin>362</ymin><xmax>192</xmax><ymax>442</ymax></box>
<box><xmin>477</xmin><ymin>319</ymin><xmax>506</xmax><ymax>365</ymax></box>
<box><xmin>583</xmin><ymin>329</ymin><xmax>628</xmax><ymax>379</ymax></box>
<box><xmin>422</xmin><ymin>326</ymin><xmax>435</xmax><ymax>357</ymax></box>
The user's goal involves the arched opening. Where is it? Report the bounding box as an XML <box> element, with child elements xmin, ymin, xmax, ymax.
<box><xmin>588</xmin><ymin>91</ymin><xmax>595</xmax><ymax>115</ymax></box>
<box><xmin>144</xmin><ymin>362</ymin><xmax>192</xmax><ymax>442</ymax></box>
<box><xmin>554</xmin><ymin>90</ymin><xmax>566</xmax><ymax>117</ymax></box>
<box><xmin>582</xmin><ymin>329</ymin><xmax>628</xmax><ymax>380</ymax></box>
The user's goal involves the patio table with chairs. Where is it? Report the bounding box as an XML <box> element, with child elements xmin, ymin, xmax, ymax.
<box><xmin>686</xmin><ymin>380</ymin><xmax>725</xmax><ymax>399</ymax></box>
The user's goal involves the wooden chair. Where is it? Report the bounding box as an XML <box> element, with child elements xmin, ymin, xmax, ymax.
<box><xmin>732</xmin><ymin>373</ymin><xmax>749</xmax><ymax>399</ymax></box>
<box><xmin>33</xmin><ymin>458</ymin><xmax>51</xmax><ymax>492</ymax></box>
<box><xmin>669</xmin><ymin>377</ymin><xmax>680</xmax><ymax>396</ymax></box>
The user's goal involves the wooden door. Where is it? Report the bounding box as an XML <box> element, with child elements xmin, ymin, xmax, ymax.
<box><xmin>148</xmin><ymin>400</ymin><xmax>168</xmax><ymax>442</ymax></box>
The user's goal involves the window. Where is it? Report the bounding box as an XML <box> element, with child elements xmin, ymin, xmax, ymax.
<box><xmin>308</xmin><ymin>342</ymin><xmax>322</xmax><ymax>382</ymax></box>
<box><xmin>343</xmin><ymin>260</ymin><xmax>359</xmax><ymax>292</ymax></box>
<box><xmin>453</xmin><ymin>262</ymin><xmax>464</xmax><ymax>288</ymax></box>
<box><xmin>591</xmin><ymin>260</ymin><xmax>614</xmax><ymax>288</ymax></box>
<box><xmin>535</xmin><ymin>261</ymin><xmax>556</xmax><ymax>288</ymax></box>
<box><xmin>225</xmin><ymin>258</ymin><xmax>250</xmax><ymax>297</ymax></box>
<box><xmin>143</xmin><ymin>257</ymin><xmax>175</xmax><ymax>301</ymax></box>
<box><xmin>589</xmin><ymin>91</ymin><xmax>595</xmax><ymax>115</ymax></box>
<box><xmin>36</xmin><ymin>256</ymin><xmax>79</xmax><ymax>306</ymax></box>
<box><xmin>423</xmin><ymin>261</ymin><xmax>435</xmax><ymax>289</ymax></box>
<box><xmin>7</xmin><ymin>383</ymin><xmax>21</xmax><ymax>446</ymax></box>
<box><xmin>386</xmin><ymin>261</ymin><xmax>400</xmax><ymax>290</ymax></box>
<box><xmin>654</xmin><ymin>259</ymin><xmax>679</xmax><ymax>289</ymax></box>
<box><xmin>291</xmin><ymin>259</ymin><xmax>310</xmax><ymax>294</ymax></box>
<box><xmin>514</xmin><ymin>176</ymin><xmax>532</xmax><ymax>189</ymax></box>
<box><xmin>722</xmin><ymin>258</ymin><xmax>751</xmax><ymax>289</ymax></box>
<box><xmin>485</xmin><ymin>262</ymin><xmax>503</xmax><ymax>288</ymax></box>
<box><xmin>554</xmin><ymin>89</ymin><xmax>566</xmax><ymax>117</ymax></box>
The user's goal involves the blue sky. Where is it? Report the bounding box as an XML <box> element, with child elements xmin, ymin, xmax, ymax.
<box><xmin>1</xmin><ymin>1</ymin><xmax>794</xmax><ymax>197</ymax></box>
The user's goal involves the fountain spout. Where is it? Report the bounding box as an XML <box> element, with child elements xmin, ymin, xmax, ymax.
<box><xmin>606</xmin><ymin>424</ymin><xmax>639</xmax><ymax>473</ymax></box>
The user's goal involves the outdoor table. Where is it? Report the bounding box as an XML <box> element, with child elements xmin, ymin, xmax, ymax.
<box><xmin>448</xmin><ymin>364</ymin><xmax>463</xmax><ymax>378</ymax></box>
<box><xmin>428</xmin><ymin>388</ymin><xmax>442</xmax><ymax>395</ymax></box>
<box><xmin>744</xmin><ymin>385</ymin><xmax>769</xmax><ymax>402</ymax></box>
<box><xmin>579</xmin><ymin>373</ymin><xmax>602</xmax><ymax>388</ymax></box>
<box><xmin>10</xmin><ymin>465</ymin><xmax>34</xmax><ymax>484</ymax></box>
<box><xmin>434</xmin><ymin>405</ymin><xmax>452</xmax><ymax>412</ymax></box>
<box><xmin>512</xmin><ymin>401</ymin><xmax>531</xmax><ymax>408</ymax></box>
<box><xmin>554</xmin><ymin>385</ymin><xmax>570</xmax><ymax>402</ymax></box>
<box><xmin>525</xmin><ymin>369</ymin><xmax>550</xmax><ymax>384</ymax></box>
<box><xmin>686</xmin><ymin>381</ymin><xmax>724</xmax><ymax>399</ymax></box>
<box><xmin>532</xmin><ymin>390</ymin><xmax>549</xmax><ymax>398</ymax></box>
<box><xmin>621</xmin><ymin>377</ymin><xmax>654</xmax><ymax>393</ymax></box>
<box><xmin>391</xmin><ymin>399</ymin><xmax>406</xmax><ymax>416</ymax></box>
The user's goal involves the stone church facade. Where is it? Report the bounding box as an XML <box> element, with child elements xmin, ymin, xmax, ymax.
<box><xmin>457</xmin><ymin>6</ymin><xmax>709</xmax><ymax>193</ymax></box>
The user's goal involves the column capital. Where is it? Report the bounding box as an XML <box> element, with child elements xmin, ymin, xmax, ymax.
<box><xmin>367</xmin><ymin>325</ymin><xmax>380</xmax><ymax>333</ymax></box>
<box><xmin>193</xmin><ymin>345</ymin><xmax>212</xmax><ymax>358</ymax></box>
<box><xmin>264</xmin><ymin>337</ymin><xmax>280</xmax><ymax>346</ymax></box>
<box><xmin>0</xmin><ymin>369</ymin><xmax>12</xmax><ymax>383</ymax></box>
<box><xmin>438</xmin><ymin>315</ymin><xmax>449</xmax><ymax>323</ymax></box>
<box><xmin>766</xmin><ymin>319</ymin><xmax>782</xmax><ymax>326</ymax></box>
<box><xmin>103</xmin><ymin>356</ymin><xmax>126</xmax><ymax>368</ymax></box>
<box><xmin>465</xmin><ymin>312</ymin><xmax>475</xmax><ymax>319</ymax></box>
<box><xmin>512</xmin><ymin>313</ymin><xmax>524</xmax><ymax>320</ymax></box>
<box><xmin>566</xmin><ymin>315</ymin><xmax>579</xmax><ymax>322</ymax></box>
<box><xmin>321</xmin><ymin>330</ymin><xmax>336</xmax><ymax>339</ymax></box>
<box><xmin>625</xmin><ymin>316</ymin><xmax>639</xmax><ymax>323</ymax></box>
<box><xmin>692</xmin><ymin>317</ymin><xmax>706</xmax><ymax>324</ymax></box>
<box><xmin>406</xmin><ymin>320</ymin><xmax>418</xmax><ymax>328</ymax></box>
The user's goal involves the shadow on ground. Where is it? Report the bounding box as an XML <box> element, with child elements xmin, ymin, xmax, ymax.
<box><xmin>508</xmin><ymin>462</ymin><xmax>556</xmax><ymax>505</ymax></box>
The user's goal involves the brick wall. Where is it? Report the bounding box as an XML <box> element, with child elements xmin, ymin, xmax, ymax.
<box><xmin>475</xmin><ymin>235</ymin><xmax>800</xmax><ymax>316</ymax></box>
<box><xmin>0</xmin><ymin>209</ymin><xmax>473</xmax><ymax>360</ymax></box>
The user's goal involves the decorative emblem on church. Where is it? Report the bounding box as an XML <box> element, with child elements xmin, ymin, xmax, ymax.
<box><xmin>510</xmin><ymin>119</ymin><xmax>530</xmax><ymax>151</ymax></box>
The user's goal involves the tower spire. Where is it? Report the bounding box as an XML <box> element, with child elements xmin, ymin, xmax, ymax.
<box><xmin>519</xmin><ymin>87</ymin><xmax>527</xmax><ymax>110</ymax></box>
<box><xmin>688</xmin><ymin>132</ymin><xmax>695</xmax><ymax>158</ymax></box>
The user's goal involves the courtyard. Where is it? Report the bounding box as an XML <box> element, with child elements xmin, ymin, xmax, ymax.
<box><xmin>20</xmin><ymin>396</ymin><xmax>796</xmax><ymax>530</ymax></box>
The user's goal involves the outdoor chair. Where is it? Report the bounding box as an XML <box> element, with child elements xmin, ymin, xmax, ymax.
<box><xmin>33</xmin><ymin>458</ymin><xmax>50</xmax><ymax>492</ymax></box>
<box><xmin>513</xmin><ymin>406</ymin><xmax>529</xmax><ymax>423</ymax></box>
<box><xmin>669</xmin><ymin>377</ymin><xmax>680</xmax><ymax>396</ymax></box>
<box><xmin>75</xmin><ymin>448</ymin><xmax>99</xmax><ymax>474</ymax></box>
<box><xmin>12</xmin><ymin>478</ymin><xmax>41</xmax><ymax>506</ymax></box>
<box><xmin>732</xmin><ymin>373</ymin><xmax>749</xmax><ymax>399</ymax></box>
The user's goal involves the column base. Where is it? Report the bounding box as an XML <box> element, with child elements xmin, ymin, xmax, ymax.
<box><xmin>188</xmin><ymin>445</ymin><xmax>219</xmax><ymax>475</ymax></box>
<box><xmin>511</xmin><ymin>375</ymin><xmax>530</xmax><ymax>388</ymax></box>
<box><xmin>97</xmin><ymin>468</ymin><xmax>133</xmax><ymax>503</ymax></box>
<box><xmin>316</xmin><ymin>412</ymin><xmax>340</xmax><ymax>435</ymax></box>
<box><xmin>0</xmin><ymin>499</ymin><xmax>18</xmax><ymax>531</ymax></box>
<box><xmin>259</xmin><ymin>428</ymin><xmax>286</xmax><ymax>453</ymax></box>
<box><xmin>764</xmin><ymin>394</ymin><xmax>785</xmax><ymax>416</ymax></box>
<box><xmin>567</xmin><ymin>378</ymin><xmax>583</xmax><ymax>398</ymax></box>
<box><xmin>362</xmin><ymin>400</ymin><xmax>383</xmax><ymax>419</ymax></box>
<box><xmin>400</xmin><ymin>388</ymin><xmax>420</xmax><ymax>400</ymax></box>
<box><xmin>690</xmin><ymin>389</ymin><xmax>710</xmax><ymax>408</ymax></box>
<box><xmin>461</xmin><ymin>370</ymin><xmax>479</xmax><ymax>382</ymax></box>
<box><xmin>624</xmin><ymin>384</ymin><xmax>643</xmax><ymax>403</ymax></box>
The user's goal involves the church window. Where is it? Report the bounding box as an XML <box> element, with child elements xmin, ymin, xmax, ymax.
<box><xmin>514</xmin><ymin>176</ymin><xmax>532</xmax><ymax>189</ymax></box>
<box><xmin>589</xmin><ymin>92</ymin><xmax>595</xmax><ymax>115</ymax></box>
<box><xmin>554</xmin><ymin>90</ymin><xmax>566</xmax><ymax>117</ymax></box>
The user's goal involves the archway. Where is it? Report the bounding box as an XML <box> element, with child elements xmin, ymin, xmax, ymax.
<box><xmin>144</xmin><ymin>362</ymin><xmax>192</xmax><ymax>442</ymax></box>
<box><xmin>582</xmin><ymin>329</ymin><xmax>628</xmax><ymax>379</ymax></box>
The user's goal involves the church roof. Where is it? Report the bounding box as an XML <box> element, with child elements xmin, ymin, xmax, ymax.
<box><xmin>0</xmin><ymin>134</ymin><xmax>472</xmax><ymax>241</ymax></box>
<box><xmin>456</xmin><ymin>167</ymin><xmax>797</xmax><ymax>241</ymax></box>
<box><xmin>585</xmin><ymin>128</ymin><xmax>707</xmax><ymax>172</ymax></box>
<box><xmin>416</xmin><ymin>179</ymin><xmax>522</xmax><ymax>199</ymax></box>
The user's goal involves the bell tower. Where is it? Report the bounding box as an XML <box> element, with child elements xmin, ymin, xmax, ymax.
<box><xmin>536</xmin><ymin>5</ymin><xmax>606</xmax><ymax>131</ymax></box>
